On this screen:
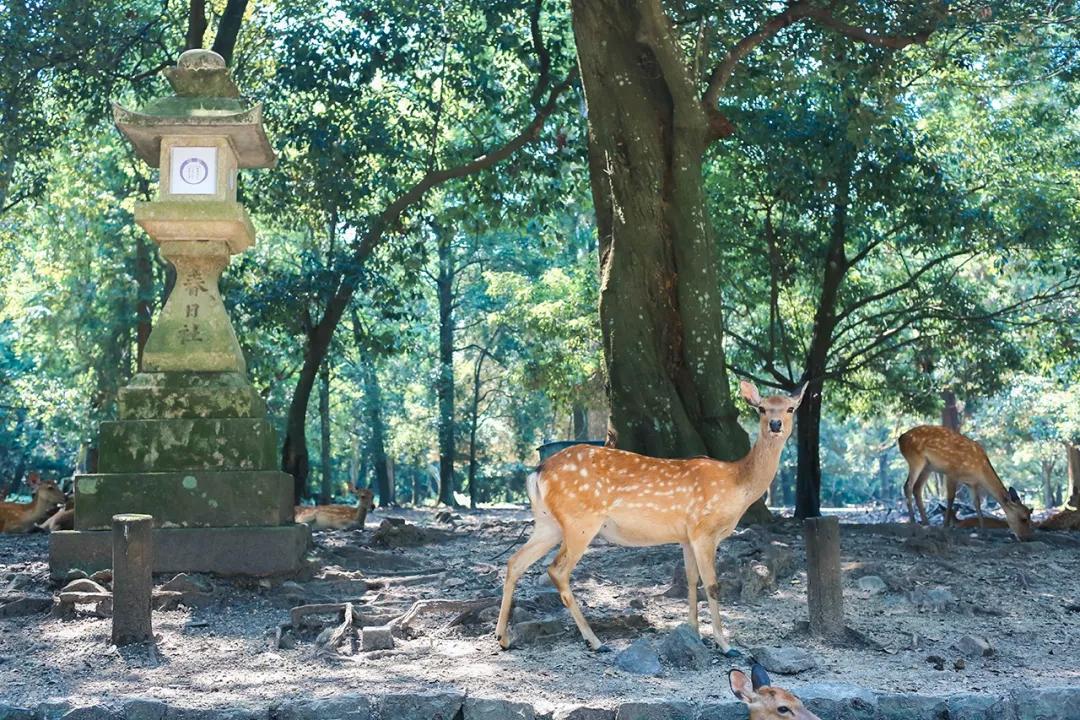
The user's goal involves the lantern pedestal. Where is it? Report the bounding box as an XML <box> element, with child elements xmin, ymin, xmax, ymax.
<box><xmin>49</xmin><ymin>49</ymin><xmax>307</xmax><ymax>580</ymax></box>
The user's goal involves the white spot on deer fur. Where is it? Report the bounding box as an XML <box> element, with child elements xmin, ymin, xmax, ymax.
<box><xmin>579</xmin><ymin>468</ymin><xmax>589</xmax><ymax>478</ymax></box>
<box><xmin>565</xmin><ymin>463</ymin><xmax>578</xmax><ymax>472</ymax></box>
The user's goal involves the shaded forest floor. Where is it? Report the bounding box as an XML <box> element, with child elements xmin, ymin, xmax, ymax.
<box><xmin>1</xmin><ymin>506</ymin><xmax>1078</xmax><ymax>711</ymax></box>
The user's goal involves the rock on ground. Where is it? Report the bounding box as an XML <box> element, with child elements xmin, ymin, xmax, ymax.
<box><xmin>750</xmin><ymin>646</ymin><xmax>818</xmax><ymax>675</ymax></box>
<box><xmin>657</xmin><ymin>624</ymin><xmax>708</xmax><ymax>670</ymax></box>
<box><xmin>614</xmin><ymin>639</ymin><xmax>662</xmax><ymax>676</ymax></box>
<box><xmin>856</xmin><ymin>575</ymin><xmax>887</xmax><ymax>595</ymax></box>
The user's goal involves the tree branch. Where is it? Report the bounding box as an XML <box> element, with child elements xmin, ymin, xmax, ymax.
<box><xmin>186</xmin><ymin>0</ymin><xmax>208</xmax><ymax>50</ymax></box>
<box><xmin>211</xmin><ymin>0</ymin><xmax>248</xmax><ymax>65</ymax></box>
<box><xmin>705</xmin><ymin>1</ymin><xmax>934</xmax><ymax>109</ymax></box>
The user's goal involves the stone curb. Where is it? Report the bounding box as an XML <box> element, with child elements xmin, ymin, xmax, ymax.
<box><xmin>3</xmin><ymin>687</ymin><xmax>1079</xmax><ymax>720</ymax></box>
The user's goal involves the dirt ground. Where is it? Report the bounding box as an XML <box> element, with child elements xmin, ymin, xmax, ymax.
<box><xmin>1</xmin><ymin>506</ymin><xmax>1078</xmax><ymax>711</ymax></box>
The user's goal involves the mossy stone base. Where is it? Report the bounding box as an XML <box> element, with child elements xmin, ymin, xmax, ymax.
<box><xmin>118</xmin><ymin>372</ymin><xmax>267</xmax><ymax>420</ymax></box>
<box><xmin>49</xmin><ymin>524</ymin><xmax>310</xmax><ymax>579</ymax></box>
<box><xmin>74</xmin><ymin>470</ymin><xmax>293</xmax><ymax>530</ymax></box>
<box><xmin>98</xmin><ymin>417</ymin><xmax>277</xmax><ymax>473</ymax></box>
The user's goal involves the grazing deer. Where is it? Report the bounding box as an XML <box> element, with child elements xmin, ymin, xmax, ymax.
<box><xmin>295</xmin><ymin>487</ymin><xmax>375</xmax><ymax>530</ymax></box>
<box><xmin>495</xmin><ymin>380</ymin><xmax>806</xmax><ymax>653</ymax></box>
<box><xmin>899</xmin><ymin>425</ymin><xmax>1034</xmax><ymax>541</ymax></box>
<box><xmin>730</xmin><ymin>665</ymin><xmax>820</xmax><ymax>720</ymax></box>
<box><xmin>0</xmin><ymin>474</ymin><xmax>68</xmax><ymax>533</ymax></box>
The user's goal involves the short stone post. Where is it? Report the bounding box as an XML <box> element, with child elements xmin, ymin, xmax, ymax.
<box><xmin>112</xmin><ymin>513</ymin><xmax>154</xmax><ymax>645</ymax></box>
<box><xmin>803</xmin><ymin>516</ymin><xmax>844</xmax><ymax>638</ymax></box>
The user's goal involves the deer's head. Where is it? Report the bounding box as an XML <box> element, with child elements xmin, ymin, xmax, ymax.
<box><xmin>1002</xmin><ymin>486</ymin><xmax>1035</xmax><ymax>541</ymax></box>
<box><xmin>356</xmin><ymin>487</ymin><xmax>376</xmax><ymax>512</ymax></box>
<box><xmin>729</xmin><ymin>664</ymin><xmax>820</xmax><ymax>720</ymax></box>
<box><xmin>740</xmin><ymin>380</ymin><xmax>807</xmax><ymax>443</ymax></box>
<box><xmin>28</xmin><ymin>474</ymin><xmax>67</xmax><ymax>507</ymax></box>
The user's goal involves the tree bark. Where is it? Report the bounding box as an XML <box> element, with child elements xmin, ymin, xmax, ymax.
<box><xmin>185</xmin><ymin>0</ymin><xmax>207</xmax><ymax>51</ymax></box>
<box><xmin>436</xmin><ymin>228</ymin><xmax>457</xmax><ymax>507</ymax></box>
<box><xmin>210</xmin><ymin>0</ymin><xmax>247</xmax><ymax>65</ymax></box>
<box><xmin>572</xmin><ymin>404</ymin><xmax>589</xmax><ymax>440</ymax></box>
<box><xmin>1042</xmin><ymin>459</ymin><xmax>1056</xmax><ymax>510</ymax></box>
<box><xmin>359</xmin><ymin>348</ymin><xmax>393</xmax><ymax>507</ymax></box>
<box><xmin>941</xmin><ymin>389</ymin><xmax>962</xmax><ymax>431</ymax></box>
<box><xmin>572</xmin><ymin>0</ymin><xmax>749</xmax><ymax>465</ymax></box>
<box><xmin>794</xmin><ymin>149</ymin><xmax>852</xmax><ymax>518</ymax></box>
<box><xmin>318</xmin><ymin>359</ymin><xmax>332</xmax><ymax>504</ymax></box>
<box><xmin>466</xmin><ymin>347</ymin><xmax>492</xmax><ymax>510</ymax></box>
<box><xmin>1067</xmin><ymin>442</ymin><xmax>1080</xmax><ymax>509</ymax></box>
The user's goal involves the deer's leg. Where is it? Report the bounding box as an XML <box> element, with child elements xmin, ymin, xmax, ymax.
<box><xmin>690</xmin><ymin>536</ymin><xmax>736</xmax><ymax>655</ymax></box>
<box><xmin>495</xmin><ymin>519</ymin><xmax>562</xmax><ymax>649</ymax></box>
<box><xmin>945</xmin><ymin>477</ymin><xmax>958</xmax><ymax>528</ymax></box>
<box><xmin>904</xmin><ymin>460</ymin><xmax>926</xmax><ymax>523</ymax></box>
<box><xmin>913</xmin><ymin>466</ymin><xmax>932</xmax><ymax>525</ymax></box>
<box><xmin>547</xmin><ymin>522</ymin><xmax>605</xmax><ymax>651</ymax></box>
<box><xmin>973</xmin><ymin>487</ymin><xmax>984</xmax><ymax>531</ymax></box>
<box><xmin>681</xmin><ymin>542</ymin><xmax>701</xmax><ymax>635</ymax></box>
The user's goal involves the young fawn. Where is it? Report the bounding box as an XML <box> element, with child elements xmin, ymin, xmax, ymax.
<box><xmin>0</xmin><ymin>474</ymin><xmax>68</xmax><ymax>533</ymax></box>
<box><xmin>495</xmin><ymin>380</ymin><xmax>806</xmax><ymax>653</ymax></box>
<box><xmin>730</xmin><ymin>665</ymin><xmax>820</xmax><ymax>720</ymax></box>
<box><xmin>294</xmin><ymin>487</ymin><xmax>376</xmax><ymax>530</ymax></box>
<box><xmin>899</xmin><ymin>425</ymin><xmax>1034</xmax><ymax>541</ymax></box>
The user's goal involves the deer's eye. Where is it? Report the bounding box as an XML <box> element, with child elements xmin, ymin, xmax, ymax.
<box><xmin>758</xmin><ymin>407</ymin><xmax>766</xmax><ymax>414</ymax></box>
<box><xmin>786</xmin><ymin>407</ymin><xmax>795</xmax><ymax>413</ymax></box>
<box><xmin>777</xmin><ymin>708</ymin><xmax>791</xmax><ymax>716</ymax></box>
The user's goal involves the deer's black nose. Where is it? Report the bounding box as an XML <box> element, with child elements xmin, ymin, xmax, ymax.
<box><xmin>769</xmin><ymin>419</ymin><xmax>782</xmax><ymax>433</ymax></box>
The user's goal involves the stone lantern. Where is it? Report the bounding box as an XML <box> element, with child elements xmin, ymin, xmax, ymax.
<box><xmin>49</xmin><ymin>50</ymin><xmax>308</xmax><ymax>577</ymax></box>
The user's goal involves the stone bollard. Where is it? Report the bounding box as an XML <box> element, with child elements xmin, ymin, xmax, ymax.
<box><xmin>803</xmin><ymin>516</ymin><xmax>844</xmax><ymax>639</ymax></box>
<box><xmin>111</xmin><ymin>513</ymin><xmax>154</xmax><ymax>645</ymax></box>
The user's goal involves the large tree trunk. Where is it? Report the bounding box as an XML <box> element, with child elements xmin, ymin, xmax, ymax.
<box><xmin>436</xmin><ymin>230</ymin><xmax>457</xmax><ymax>507</ymax></box>
<box><xmin>318</xmin><ymin>359</ymin><xmax>332</xmax><ymax>504</ymax></box>
<box><xmin>572</xmin><ymin>0</ymin><xmax>752</xmax><ymax>487</ymax></box>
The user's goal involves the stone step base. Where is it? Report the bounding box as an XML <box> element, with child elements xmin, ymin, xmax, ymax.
<box><xmin>73</xmin><ymin>470</ymin><xmax>293</xmax><ymax>530</ymax></box>
<box><xmin>48</xmin><ymin>524</ymin><xmax>310</xmax><ymax>579</ymax></box>
<box><xmin>118</xmin><ymin>371</ymin><xmax>267</xmax><ymax>420</ymax></box>
<box><xmin>98</xmin><ymin>417</ymin><xmax>277</xmax><ymax>473</ymax></box>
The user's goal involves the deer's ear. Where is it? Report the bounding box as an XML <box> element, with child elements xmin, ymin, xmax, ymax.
<box><xmin>729</xmin><ymin>669</ymin><xmax>756</xmax><ymax>704</ymax></box>
<box><xmin>789</xmin><ymin>382</ymin><xmax>808</xmax><ymax>408</ymax></box>
<box><xmin>739</xmin><ymin>380</ymin><xmax>762</xmax><ymax>407</ymax></box>
<box><xmin>1008</xmin><ymin>486</ymin><xmax>1021</xmax><ymax>503</ymax></box>
<box><xmin>751</xmin><ymin>663</ymin><xmax>772</xmax><ymax>690</ymax></box>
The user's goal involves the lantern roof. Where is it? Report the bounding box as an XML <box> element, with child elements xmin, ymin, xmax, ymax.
<box><xmin>113</xmin><ymin>50</ymin><xmax>276</xmax><ymax>169</ymax></box>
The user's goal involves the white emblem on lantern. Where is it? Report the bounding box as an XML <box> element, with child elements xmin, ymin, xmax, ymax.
<box><xmin>170</xmin><ymin>147</ymin><xmax>217</xmax><ymax>195</ymax></box>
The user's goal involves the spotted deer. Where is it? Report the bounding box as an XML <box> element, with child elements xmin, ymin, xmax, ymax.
<box><xmin>294</xmin><ymin>487</ymin><xmax>376</xmax><ymax>530</ymax></box>
<box><xmin>730</xmin><ymin>665</ymin><xmax>820</xmax><ymax>719</ymax></box>
<box><xmin>899</xmin><ymin>425</ymin><xmax>1034</xmax><ymax>541</ymax></box>
<box><xmin>0</xmin><ymin>474</ymin><xmax>68</xmax><ymax>533</ymax></box>
<box><xmin>495</xmin><ymin>380</ymin><xmax>806</xmax><ymax>653</ymax></box>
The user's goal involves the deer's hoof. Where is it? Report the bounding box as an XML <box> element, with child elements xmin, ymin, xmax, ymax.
<box><xmin>722</xmin><ymin>647</ymin><xmax>742</xmax><ymax>658</ymax></box>
<box><xmin>594</xmin><ymin>643</ymin><xmax>613</xmax><ymax>653</ymax></box>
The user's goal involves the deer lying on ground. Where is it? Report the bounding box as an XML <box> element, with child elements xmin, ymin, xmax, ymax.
<box><xmin>0</xmin><ymin>474</ymin><xmax>68</xmax><ymax>533</ymax></box>
<box><xmin>295</xmin><ymin>487</ymin><xmax>376</xmax><ymax>530</ymax></box>
<box><xmin>38</xmin><ymin>498</ymin><xmax>75</xmax><ymax>532</ymax></box>
<box><xmin>899</xmin><ymin>425</ymin><xmax>1034</xmax><ymax>541</ymax></box>
<box><xmin>730</xmin><ymin>665</ymin><xmax>820</xmax><ymax>719</ymax></box>
<box><xmin>495</xmin><ymin>380</ymin><xmax>806</xmax><ymax>654</ymax></box>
